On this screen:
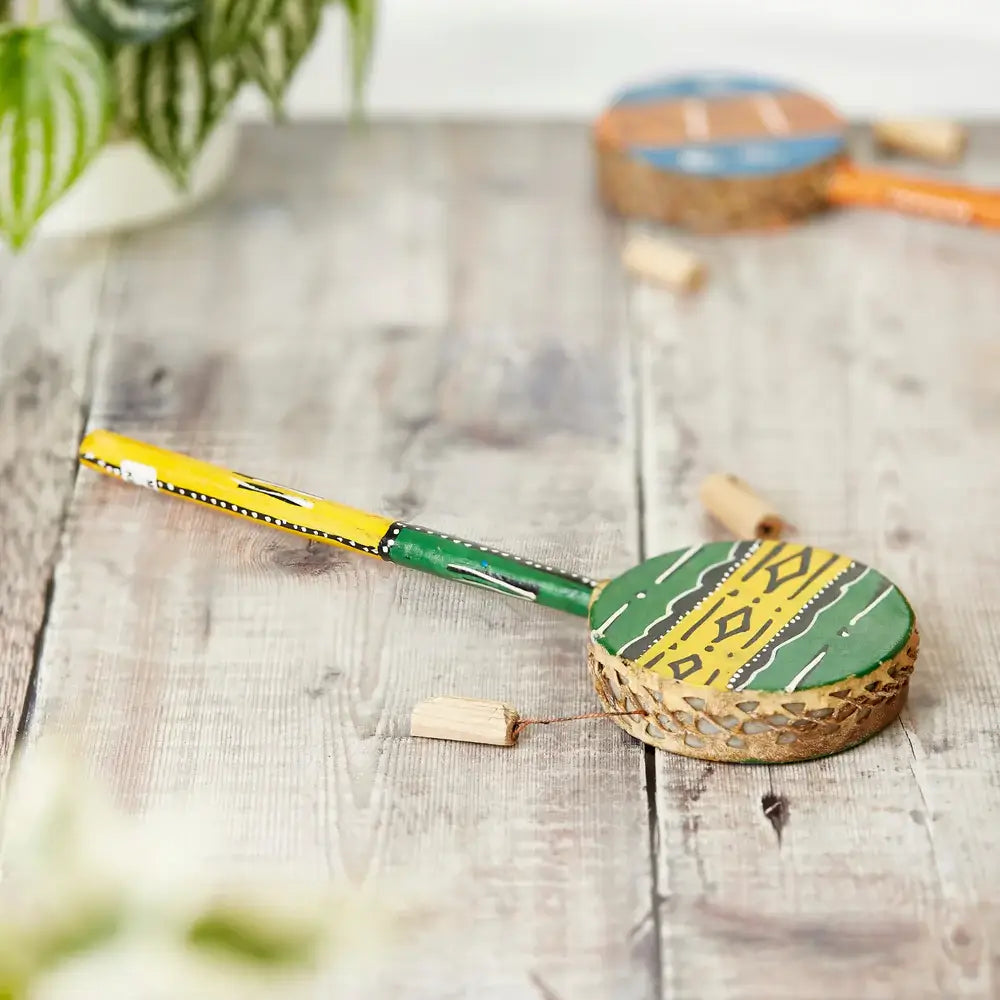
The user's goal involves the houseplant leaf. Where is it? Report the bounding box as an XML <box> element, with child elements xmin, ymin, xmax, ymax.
<box><xmin>239</xmin><ymin>0</ymin><xmax>322</xmax><ymax>114</ymax></box>
<box><xmin>0</xmin><ymin>22</ymin><xmax>111</xmax><ymax>249</ymax></box>
<box><xmin>116</xmin><ymin>26</ymin><xmax>241</xmax><ymax>185</ymax></box>
<box><xmin>200</xmin><ymin>0</ymin><xmax>273</xmax><ymax>57</ymax></box>
<box><xmin>341</xmin><ymin>0</ymin><xmax>374</xmax><ymax>108</ymax></box>
<box><xmin>66</xmin><ymin>0</ymin><xmax>202</xmax><ymax>46</ymax></box>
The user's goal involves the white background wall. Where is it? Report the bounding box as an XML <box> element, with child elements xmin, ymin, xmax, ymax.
<box><xmin>241</xmin><ymin>0</ymin><xmax>1000</xmax><ymax>120</ymax></box>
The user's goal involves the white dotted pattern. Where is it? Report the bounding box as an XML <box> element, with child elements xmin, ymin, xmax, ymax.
<box><xmin>82</xmin><ymin>455</ymin><xmax>381</xmax><ymax>555</ymax></box>
<box><xmin>84</xmin><ymin>454</ymin><xmax>600</xmax><ymax>586</ymax></box>
<box><xmin>618</xmin><ymin>542</ymin><xmax>759</xmax><ymax>660</ymax></box>
<box><xmin>726</xmin><ymin>562</ymin><xmax>860</xmax><ymax>691</ymax></box>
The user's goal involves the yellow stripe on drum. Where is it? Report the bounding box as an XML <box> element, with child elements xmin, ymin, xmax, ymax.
<box><xmin>79</xmin><ymin>430</ymin><xmax>393</xmax><ymax>557</ymax></box>
<box><xmin>635</xmin><ymin>542</ymin><xmax>853</xmax><ymax>690</ymax></box>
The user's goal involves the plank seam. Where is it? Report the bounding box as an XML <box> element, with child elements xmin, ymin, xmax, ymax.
<box><xmin>14</xmin><ymin>574</ymin><xmax>55</xmax><ymax>744</ymax></box>
<box><xmin>15</xmin><ymin>257</ymin><xmax>109</xmax><ymax>746</ymax></box>
<box><xmin>898</xmin><ymin>716</ymin><xmax>945</xmax><ymax>888</ymax></box>
<box><xmin>627</xmin><ymin>258</ymin><xmax>665</xmax><ymax>998</ymax></box>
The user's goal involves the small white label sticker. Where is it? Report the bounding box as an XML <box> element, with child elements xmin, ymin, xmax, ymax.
<box><xmin>120</xmin><ymin>460</ymin><xmax>159</xmax><ymax>490</ymax></box>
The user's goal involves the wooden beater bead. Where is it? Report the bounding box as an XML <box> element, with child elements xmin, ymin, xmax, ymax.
<box><xmin>872</xmin><ymin>119</ymin><xmax>967</xmax><ymax>164</ymax></box>
<box><xmin>411</xmin><ymin>696</ymin><xmax>519</xmax><ymax>747</ymax></box>
<box><xmin>699</xmin><ymin>473</ymin><xmax>785</xmax><ymax>539</ymax></box>
<box><xmin>621</xmin><ymin>234</ymin><xmax>706</xmax><ymax>293</ymax></box>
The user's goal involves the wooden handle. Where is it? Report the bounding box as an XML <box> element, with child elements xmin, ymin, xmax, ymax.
<box><xmin>81</xmin><ymin>429</ymin><xmax>392</xmax><ymax>556</ymax></box>
<box><xmin>79</xmin><ymin>430</ymin><xmax>598</xmax><ymax>617</ymax></box>
<box><xmin>827</xmin><ymin>163</ymin><xmax>1000</xmax><ymax>229</ymax></box>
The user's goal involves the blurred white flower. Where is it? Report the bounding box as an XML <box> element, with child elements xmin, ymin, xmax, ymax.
<box><xmin>32</xmin><ymin>935</ymin><xmax>295</xmax><ymax>1000</ymax></box>
<box><xmin>0</xmin><ymin>737</ymin><xmax>389</xmax><ymax>1000</ymax></box>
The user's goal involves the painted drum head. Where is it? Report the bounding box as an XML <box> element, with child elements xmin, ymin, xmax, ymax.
<box><xmin>594</xmin><ymin>71</ymin><xmax>847</xmax><ymax>231</ymax></box>
<box><xmin>587</xmin><ymin>541</ymin><xmax>918</xmax><ymax>763</ymax></box>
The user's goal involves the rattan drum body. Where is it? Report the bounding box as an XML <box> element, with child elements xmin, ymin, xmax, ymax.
<box><xmin>594</xmin><ymin>72</ymin><xmax>848</xmax><ymax>231</ymax></box>
<box><xmin>587</xmin><ymin>540</ymin><xmax>918</xmax><ymax>762</ymax></box>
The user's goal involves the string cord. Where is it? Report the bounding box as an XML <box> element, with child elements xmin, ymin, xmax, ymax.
<box><xmin>511</xmin><ymin>709</ymin><xmax>647</xmax><ymax>740</ymax></box>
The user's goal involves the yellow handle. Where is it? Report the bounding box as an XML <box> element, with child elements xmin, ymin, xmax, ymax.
<box><xmin>79</xmin><ymin>430</ymin><xmax>394</xmax><ymax>557</ymax></box>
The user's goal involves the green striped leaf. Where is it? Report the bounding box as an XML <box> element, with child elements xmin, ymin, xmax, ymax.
<box><xmin>201</xmin><ymin>0</ymin><xmax>273</xmax><ymax>57</ymax></box>
<box><xmin>0</xmin><ymin>23</ymin><xmax>111</xmax><ymax>249</ymax></box>
<box><xmin>66</xmin><ymin>0</ymin><xmax>202</xmax><ymax>45</ymax></box>
<box><xmin>116</xmin><ymin>27</ymin><xmax>241</xmax><ymax>186</ymax></box>
<box><xmin>341</xmin><ymin>0</ymin><xmax>374</xmax><ymax>108</ymax></box>
<box><xmin>240</xmin><ymin>0</ymin><xmax>322</xmax><ymax>114</ymax></box>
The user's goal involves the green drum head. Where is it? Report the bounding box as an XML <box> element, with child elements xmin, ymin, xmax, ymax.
<box><xmin>589</xmin><ymin>541</ymin><xmax>915</xmax><ymax>695</ymax></box>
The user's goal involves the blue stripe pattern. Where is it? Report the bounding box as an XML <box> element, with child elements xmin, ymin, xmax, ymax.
<box><xmin>632</xmin><ymin>134</ymin><xmax>845</xmax><ymax>177</ymax></box>
<box><xmin>614</xmin><ymin>72</ymin><xmax>794</xmax><ymax>105</ymax></box>
<box><xmin>609</xmin><ymin>72</ymin><xmax>845</xmax><ymax>177</ymax></box>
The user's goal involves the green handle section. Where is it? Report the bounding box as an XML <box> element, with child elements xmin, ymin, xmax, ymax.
<box><xmin>383</xmin><ymin>522</ymin><xmax>596</xmax><ymax>618</ymax></box>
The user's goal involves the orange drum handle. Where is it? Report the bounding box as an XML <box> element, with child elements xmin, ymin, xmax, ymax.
<box><xmin>827</xmin><ymin>162</ymin><xmax>1000</xmax><ymax>229</ymax></box>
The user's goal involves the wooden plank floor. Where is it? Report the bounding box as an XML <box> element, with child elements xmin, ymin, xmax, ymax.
<box><xmin>2</xmin><ymin>122</ymin><xmax>999</xmax><ymax>999</ymax></box>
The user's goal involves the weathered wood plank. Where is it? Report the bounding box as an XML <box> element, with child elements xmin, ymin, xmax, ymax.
<box><xmin>26</xmin><ymin>124</ymin><xmax>655</xmax><ymax>998</ymax></box>
<box><xmin>637</xmin><ymin>128</ymin><xmax>1000</xmax><ymax>999</ymax></box>
<box><xmin>14</xmin><ymin>122</ymin><xmax>1000</xmax><ymax>999</ymax></box>
<box><xmin>0</xmin><ymin>238</ymin><xmax>109</xmax><ymax>780</ymax></box>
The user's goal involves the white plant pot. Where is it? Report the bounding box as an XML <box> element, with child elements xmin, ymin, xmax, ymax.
<box><xmin>39</xmin><ymin>118</ymin><xmax>240</xmax><ymax>238</ymax></box>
